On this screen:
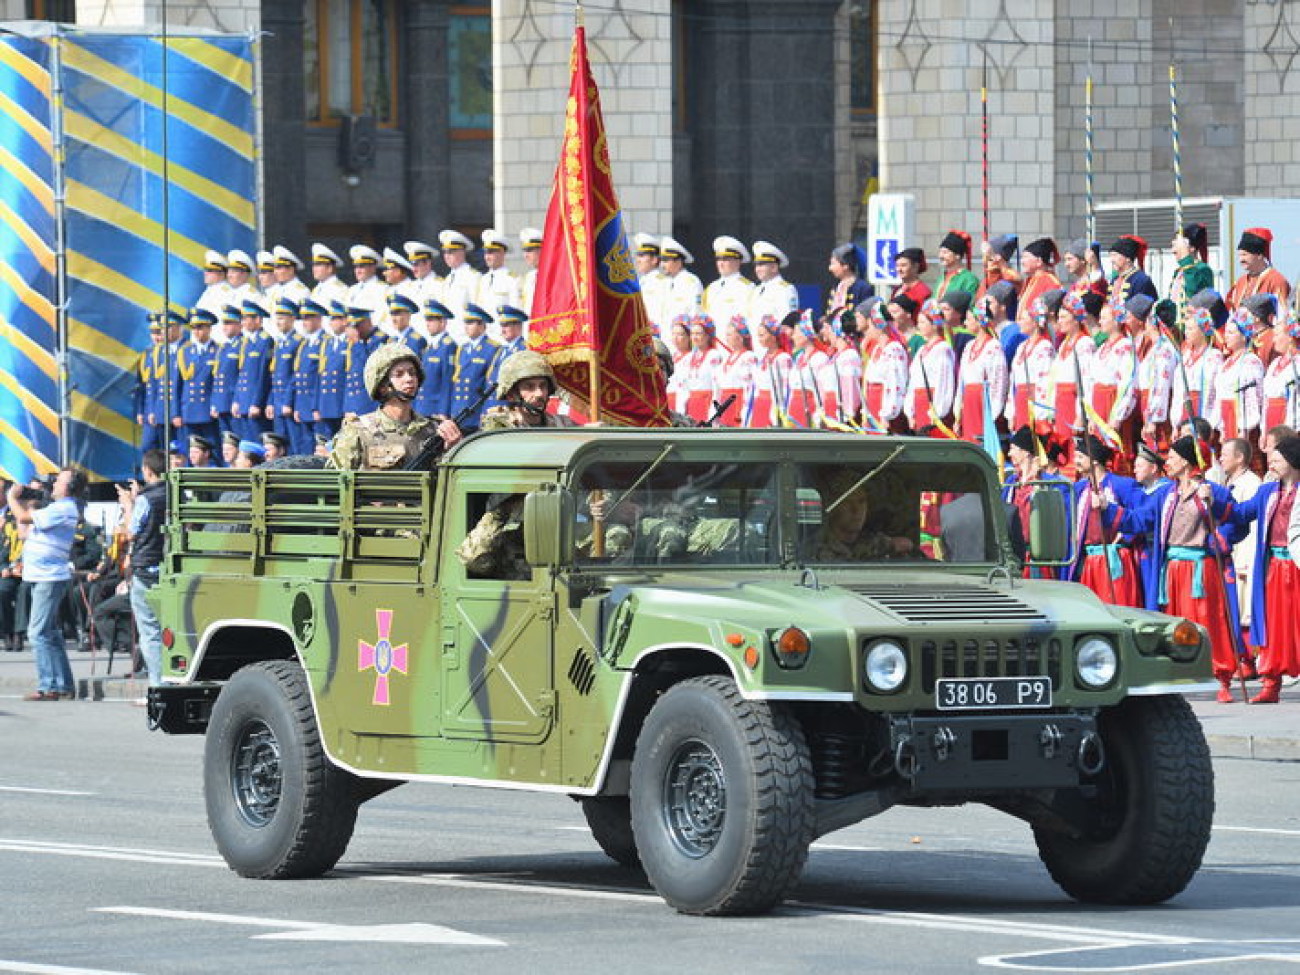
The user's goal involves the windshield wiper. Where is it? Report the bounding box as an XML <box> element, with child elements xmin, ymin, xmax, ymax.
<box><xmin>824</xmin><ymin>444</ymin><xmax>907</xmax><ymax>515</ymax></box>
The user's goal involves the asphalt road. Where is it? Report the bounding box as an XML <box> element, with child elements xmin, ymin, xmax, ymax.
<box><xmin>1</xmin><ymin>699</ymin><xmax>1298</xmax><ymax>974</ymax></box>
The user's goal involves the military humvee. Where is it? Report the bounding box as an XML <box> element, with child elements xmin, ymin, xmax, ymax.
<box><xmin>149</xmin><ymin>429</ymin><xmax>1215</xmax><ymax>915</ymax></box>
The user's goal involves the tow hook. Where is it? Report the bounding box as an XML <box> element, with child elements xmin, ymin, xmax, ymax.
<box><xmin>932</xmin><ymin>726</ymin><xmax>956</xmax><ymax>762</ymax></box>
<box><xmin>893</xmin><ymin>735</ymin><xmax>918</xmax><ymax>780</ymax></box>
<box><xmin>1038</xmin><ymin>723</ymin><xmax>1063</xmax><ymax>760</ymax></box>
<box><xmin>1077</xmin><ymin>731</ymin><xmax>1106</xmax><ymax>776</ymax></box>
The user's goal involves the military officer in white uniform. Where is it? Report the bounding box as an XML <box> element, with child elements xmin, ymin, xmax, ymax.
<box><xmin>196</xmin><ymin>250</ymin><xmax>233</xmax><ymax>318</ymax></box>
<box><xmin>309</xmin><ymin>243</ymin><xmax>350</xmax><ymax>309</ymax></box>
<box><xmin>477</xmin><ymin>229</ymin><xmax>520</xmax><ymax>338</ymax></box>
<box><xmin>404</xmin><ymin>240</ymin><xmax>443</xmax><ymax>311</ymax></box>
<box><xmin>255</xmin><ymin>250</ymin><xmax>277</xmax><ymax>296</ymax></box>
<box><xmin>659</xmin><ymin>236</ymin><xmax>703</xmax><ymax>324</ymax></box>
<box><xmin>377</xmin><ymin>247</ymin><xmax>418</xmax><ymax>335</ymax></box>
<box><xmin>439</xmin><ymin>229</ymin><xmax>482</xmax><ymax>345</ymax></box>
<box><xmin>703</xmin><ymin>235</ymin><xmax>755</xmax><ymax>328</ymax></box>
<box><xmin>634</xmin><ymin>233</ymin><xmax>670</xmax><ymax>333</ymax></box>
<box><xmin>519</xmin><ymin>227</ymin><xmax>543</xmax><ymax>314</ymax></box>
<box><xmin>748</xmin><ymin>240</ymin><xmax>800</xmax><ymax>326</ymax></box>
<box><xmin>347</xmin><ymin>244</ymin><xmax>387</xmax><ymax>313</ymax></box>
<box><xmin>225</xmin><ymin>249</ymin><xmax>257</xmax><ymax>305</ymax></box>
<box><xmin>271</xmin><ymin>245</ymin><xmax>310</xmax><ymax>306</ymax></box>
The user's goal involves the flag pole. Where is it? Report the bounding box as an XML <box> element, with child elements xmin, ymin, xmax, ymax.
<box><xmin>1169</xmin><ymin>22</ymin><xmax>1183</xmax><ymax>231</ymax></box>
<box><xmin>1085</xmin><ymin>39</ymin><xmax>1095</xmax><ymax>244</ymax></box>
<box><xmin>980</xmin><ymin>49</ymin><xmax>989</xmax><ymax>245</ymax></box>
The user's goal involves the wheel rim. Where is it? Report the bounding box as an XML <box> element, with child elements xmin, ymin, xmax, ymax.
<box><xmin>231</xmin><ymin>719</ymin><xmax>282</xmax><ymax>828</ymax></box>
<box><xmin>662</xmin><ymin>738</ymin><xmax>726</xmax><ymax>858</ymax></box>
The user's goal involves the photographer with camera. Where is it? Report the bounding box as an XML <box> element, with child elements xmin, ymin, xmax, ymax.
<box><xmin>6</xmin><ymin>468</ymin><xmax>87</xmax><ymax>701</ymax></box>
<box><xmin>116</xmin><ymin>449</ymin><xmax>167</xmax><ymax>689</ymax></box>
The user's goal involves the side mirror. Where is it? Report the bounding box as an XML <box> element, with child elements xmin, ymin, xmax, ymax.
<box><xmin>523</xmin><ymin>484</ymin><xmax>575</xmax><ymax>568</ymax></box>
<box><xmin>1027</xmin><ymin>483</ymin><xmax>1073</xmax><ymax>566</ymax></box>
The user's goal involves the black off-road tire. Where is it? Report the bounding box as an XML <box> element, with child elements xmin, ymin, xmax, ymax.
<box><xmin>1033</xmin><ymin>694</ymin><xmax>1214</xmax><ymax>904</ymax></box>
<box><xmin>204</xmin><ymin>660</ymin><xmax>359</xmax><ymax>878</ymax></box>
<box><xmin>580</xmin><ymin>796</ymin><xmax>641</xmax><ymax>868</ymax></box>
<box><xmin>630</xmin><ymin>676</ymin><xmax>815</xmax><ymax>916</ymax></box>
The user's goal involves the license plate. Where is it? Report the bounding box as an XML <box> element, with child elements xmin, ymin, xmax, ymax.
<box><xmin>935</xmin><ymin>677</ymin><xmax>1052</xmax><ymax>711</ymax></box>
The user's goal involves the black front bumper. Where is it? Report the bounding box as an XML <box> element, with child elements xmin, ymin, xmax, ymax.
<box><xmin>889</xmin><ymin>712</ymin><xmax>1102</xmax><ymax>791</ymax></box>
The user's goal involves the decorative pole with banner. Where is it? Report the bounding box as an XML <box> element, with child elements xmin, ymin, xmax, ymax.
<box><xmin>1085</xmin><ymin>39</ymin><xmax>1095</xmax><ymax>244</ymax></box>
<box><xmin>527</xmin><ymin>7</ymin><xmax>671</xmax><ymax>428</ymax></box>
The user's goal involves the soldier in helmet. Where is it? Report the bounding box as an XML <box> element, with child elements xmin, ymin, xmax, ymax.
<box><xmin>327</xmin><ymin>343</ymin><xmax>461</xmax><ymax>470</ymax></box>
<box><xmin>479</xmin><ymin>351</ymin><xmax>577</xmax><ymax>431</ymax></box>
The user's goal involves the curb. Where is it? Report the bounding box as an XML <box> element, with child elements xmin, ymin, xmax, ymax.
<box><xmin>2</xmin><ymin>673</ymin><xmax>143</xmax><ymax>702</ymax></box>
<box><xmin>1203</xmin><ymin>733</ymin><xmax>1300</xmax><ymax>763</ymax></box>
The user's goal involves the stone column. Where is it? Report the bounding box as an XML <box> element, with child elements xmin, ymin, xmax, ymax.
<box><xmin>685</xmin><ymin>0</ymin><xmax>839</xmax><ymax>286</ymax></box>
<box><xmin>493</xmin><ymin>0</ymin><xmax>673</xmax><ymax>267</ymax></box>
<box><xmin>405</xmin><ymin>0</ymin><xmax>451</xmax><ymax>244</ymax></box>
<box><xmin>259</xmin><ymin>0</ymin><xmax>305</xmax><ymax>251</ymax></box>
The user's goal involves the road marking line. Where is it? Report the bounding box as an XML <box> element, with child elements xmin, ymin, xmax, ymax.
<box><xmin>0</xmin><ymin>786</ymin><xmax>95</xmax><ymax>797</ymax></box>
<box><xmin>980</xmin><ymin>939</ymin><xmax>1300</xmax><ymax>971</ymax></box>
<box><xmin>1214</xmin><ymin>825</ymin><xmax>1300</xmax><ymax>837</ymax></box>
<box><xmin>0</xmin><ymin>838</ymin><xmax>222</xmax><ymax>867</ymax></box>
<box><xmin>0</xmin><ymin>962</ymin><xmax>142</xmax><ymax>975</ymax></box>
<box><xmin>94</xmin><ymin>907</ymin><xmax>504</xmax><ymax>946</ymax></box>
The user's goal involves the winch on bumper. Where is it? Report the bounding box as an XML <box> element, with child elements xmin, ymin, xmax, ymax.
<box><xmin>889</xmin><ymin>712</ymin><xmax>1105</xmax><ymax>791</ymax></box>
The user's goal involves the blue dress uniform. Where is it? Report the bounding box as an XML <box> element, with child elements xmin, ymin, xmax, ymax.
<box><xmin>269</xmin><ymin>298</ymin><xmax>303</xmax><ymax>453</ymax></box>
<box><xmin>292</xmin><ymin>299</ymin><xmax>329</xmax><ymax>455</ymax></box>
<box><xmin>449</xmin><ymin>304</ymin><xmax>503</xmax><ymax>428</ymax></box>
<box><xmin>210</xmin><ymin>305</ymin><xmax>243</xmax><ymax>437</ymax></box>
<box><xmin>135</xmin><ymin>317</ymin><xmax>161</xmax><ymax>449</ymax></box>
<box><xmin>343</xmin><ymin>309</ymin><xmax>388</xmax><ymax>417</ymax></box>
<box><xmin>232</xmin><ymin>299</ymin><xmax>274</xmax><ymax>438</ymax></box>
<box><xmin>414</xmin><ymin>315</ymin><xmax>458</xmax><ymax>418</ymax></box>
<box><xmin>175</xmin><ymin>308</ymin><xmax>220</xmax><ymax>449</ymax></box>
<box><xmin>487</xmin><ymin>304</ymin><xmax>530</xmax><ymax>410</ymax></box>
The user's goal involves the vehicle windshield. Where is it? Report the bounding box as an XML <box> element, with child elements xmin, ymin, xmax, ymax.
<box><xmin>795</xmin><ymin>459</ymin><xmax>995</xmax><ymax>565</ymax></box>
<box><xmin>571</xmin><ymin>453</ymin><xmax>997</xmax><ymax>568</ymax></box>
<box><xmin>573</xmin><ymin>460</ymin><xmax>779</xmax><ymax>566</ymax></box>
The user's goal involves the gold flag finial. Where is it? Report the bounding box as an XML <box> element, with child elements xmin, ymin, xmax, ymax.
<box><xmin>576</xmin><ymin>0</ymin><xmax>584</xmax><ymax>29</ymax></box>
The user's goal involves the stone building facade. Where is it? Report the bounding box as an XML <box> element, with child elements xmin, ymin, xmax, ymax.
<box><xmin>9</xmin><ymin>0</ymin><xmax>1298</xmax><ymax>287</ymax></box>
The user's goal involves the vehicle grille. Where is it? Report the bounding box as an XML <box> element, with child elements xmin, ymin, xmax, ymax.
<box><xmin>846</xmin><ymin>584</ymin><xmax>1049</xmax><ymax>624</ymax></box>
<box><xmin>916</xmin><ymin>637</ymin><xmax>1063</xmax><ymax>693</ymax></box>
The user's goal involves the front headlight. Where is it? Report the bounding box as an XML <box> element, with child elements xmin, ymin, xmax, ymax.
<box><xmin>1076</xmin><ymin>636</ymin><xmax>1118</xmax><ymax>688</ymax></box>
<box><xmin>864</xmin><ymin>640</ymin><xmax>908</xmax><ymax>693</ymax></box>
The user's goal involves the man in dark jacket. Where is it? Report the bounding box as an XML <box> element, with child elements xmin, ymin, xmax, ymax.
<box><xmin>117</xmin><ymin>449</ymin><xmax>167</xmax><ymax>686</ymax></box>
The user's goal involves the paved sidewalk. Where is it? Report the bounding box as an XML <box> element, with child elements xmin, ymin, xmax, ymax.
<box><xmin>0</xmin><ymin>645</ymin><xmax>1296</xmax><ymax>760</ymax></box>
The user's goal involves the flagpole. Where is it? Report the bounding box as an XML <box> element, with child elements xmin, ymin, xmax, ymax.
<box><xmin>1085</xmin><ymin>39</ymin><xmax>1095</xmax><ymax>244</ymax></box>
<box><xmin>1169</xmin><ymin>29</ymin><xmax>1183</xmax><ymax>231</ymax></box>
<box><xmin>980</xmin><ymin>50</ymin><xmax>989</xmax><ymax>245</ymax></box>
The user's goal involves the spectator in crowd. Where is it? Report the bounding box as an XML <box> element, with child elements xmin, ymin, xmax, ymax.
<box><xmin>117</xmin><ymin>449</ymin><xmax>168</xmax><ymax>688</ymax></box>
<box><xmin>7</xmin><ymin>469</ymin><xmax>87</xmax><ymax>700</ymax></box>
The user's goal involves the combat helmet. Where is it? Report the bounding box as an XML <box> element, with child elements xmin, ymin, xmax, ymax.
<box><xmin>495</xmin><ymin>350</ymin><xmax>556</xmax><ymax>399</ymax></box>
<box><xmin>364</xmin><ymin>343</ymin><xmax>425</xmax><ymax>401</ymax></box>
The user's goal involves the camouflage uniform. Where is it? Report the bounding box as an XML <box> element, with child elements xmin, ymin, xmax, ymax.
<box><xmin>457</xmin><ymin>496</ymin><xmax>530</xmax><ymax>580</ymax></box>
<box><xmin>815</xmin><ymin>530</ymin><xmax>893</xmax><ymax>562</ymax></box>
<box><xmin>480</xmin><ymin>406</ymin><xmax>577</xmax><ymax>431</ymax></box>
<box><xmin>326</xmin><ymin>410</ymin><xmax>439</xmax><ymax>470</ymax></box>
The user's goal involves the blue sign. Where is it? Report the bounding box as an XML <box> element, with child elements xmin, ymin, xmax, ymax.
<box><xmin>873</xmin><ymin>239</ymin><xmax>900</xmax><ymax>282</ymax></box>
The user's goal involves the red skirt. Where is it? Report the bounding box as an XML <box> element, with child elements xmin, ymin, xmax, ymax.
<box><xmin>1221</xmin><ymin>398</ymin><xmax>1240</xmax><ymax>439</ymax></box>
<box><xmin>748</xmin><ymin>390</ymin><xmax>773</xmax><ymax>427</ymax></box>
<box><xmin>717</xmin><ymin>387</ymin><xmax>743</xmax><ymax>427</ymax></box>
<box><xmin>1260</xmin><ymin>558</ymin><xmax>1300</xmax><ymax>677</ymax></box>
<box><xmin>1165</xmin><ymin>557</ymin><xmax>1238</xmax><ymax>676</ymax></box>
<box><xmin>686</xmin><ymin>389</ymin><xmax>712</xmax><ymax>424</ymax></box>
<box><xmin>961</xmin><ymin>384</ymin><xmax>984</xmax><ymax>442</ymax></box>
<box><xmin>1012</xmin><ymin>384</ymin><xmax>1032</xmax><ymax>429</ymax></box>
<box><xmin>1264</xmin><ymin>397</ymin><xmax>1289</xmax><ymax>433</ymax></box>
<box><xmin>1053</xmin><ymin>383</ymin><xmax>1077</xmax><ymax>438</ymax></box>
<box><xmin>1080</xmin><ymin>547</ymin><xmax>1142</xmax><ymax>607</ymax></box>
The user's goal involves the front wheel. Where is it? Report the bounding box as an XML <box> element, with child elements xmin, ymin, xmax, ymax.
<box><xmin>1033</xmin><ymin>695</ymin><xmax>1214</xmax><ymax>904</ymax></box>
<box><xmin>204</xmin><ymin>660</ymin><xmax>359</xmax><ymax>878</ymax></box>
<box><xmin>580</xmin><ymin>796</ymin><xmax>640</xmax><ymax>868</ymax></box>
<box><xmin>630</xmin><ymin>676</ymin><xmax>814</xmax><ymax>915</ymax></box>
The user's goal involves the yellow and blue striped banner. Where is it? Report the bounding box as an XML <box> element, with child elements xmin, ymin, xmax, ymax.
<box><xmin>0</xmin><ymin>27</ymin><xmax>256</xmax><ymax>482</ymax></box>
<box><xmin>0</xmin><ymin>36</ymin><xmax>59</xmax><ymax>482</ymax></box>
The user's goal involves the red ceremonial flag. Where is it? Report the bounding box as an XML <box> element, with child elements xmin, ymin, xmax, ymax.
<box><xmin>528</xmin><ymin>25</ymin><xmax>671</xmax><ymax>427</ymax></box>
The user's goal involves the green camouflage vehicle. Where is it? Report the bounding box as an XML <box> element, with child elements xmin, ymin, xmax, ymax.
<box><xmin>148</xmin><ymin>429</ymin><xmax>1215</xmax><ymax>915</ymax></box>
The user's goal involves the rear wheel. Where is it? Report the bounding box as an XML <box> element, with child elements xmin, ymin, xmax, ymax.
<box><xmin>1033</xmin><ymin>695</ymin><xmax>1214</xmax><ymax>904</ymax></box>
<box><xmin>205</xmin><ymin>660</ymin><xmax>358</xmax><ymax>878</ymax></box>
<box><xmin>630</xmin><ymin>676</ymin><xmax>814</xmax><ymax>915</ymax></box>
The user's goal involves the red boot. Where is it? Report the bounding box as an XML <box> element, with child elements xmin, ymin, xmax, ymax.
<box><xmin>1237</xmin><ymin>655</ymin><xmax>1260</xmax><ymax>681</ymax></box>
<box><xmin>1250</xmin><ymin>675</ymin><xmax>1282</xmax><ymax>705</ymax></box>
<box><xmin>1216</xmin><ymin>673</ymin><xmax>1235</xmax><ymax>704</ymax></box>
